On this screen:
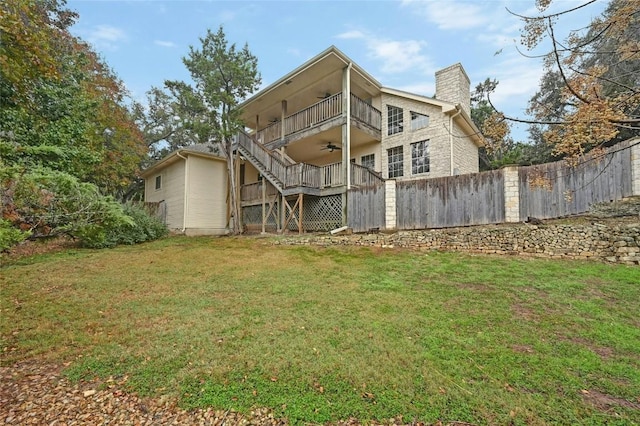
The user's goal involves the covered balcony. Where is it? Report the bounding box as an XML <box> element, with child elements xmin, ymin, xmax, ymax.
<box><xmin>254</xmin><ymin>92</ymin><xmax>381</xmax><ymax>147</ymax></box>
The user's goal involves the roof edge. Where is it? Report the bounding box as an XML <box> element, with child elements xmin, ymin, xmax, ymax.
<box><xmin>239</xmin><ymin>45</ymin><xmax>382</xmax><ymax>109</ymax></box>
<box><xmin>141</xmin><ymin>147</ymin><xmax>227</xmax><ymax>177</ymax></box>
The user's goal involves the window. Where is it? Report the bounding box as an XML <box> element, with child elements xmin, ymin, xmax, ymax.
<box><xmin>387</xmin><ymin>146</ymin><xmax>404</xmax><ymax>178</ymax></box>
<box><xmin>387</xmin><ymin>105</ymin><xmax>403</xmax><ymax>136</ymax></box>
<box><xmin>411</xmin><ymin>140</ymin><xmax>430</xmax><ymax>175</ymax></box>
<box><xmin>410</xmin><ymin>111</ymin><xmax>429</xmax><ymax>131</ymax></box>
<box><xmin>361</xmin><ymin>154</ymin><xmax>375</xmax><ymax>170</ymax></box>
<box><xmin>155</xmin><ymin>175</ymin><xmax>162</xmax><ymax>190</ymax></box>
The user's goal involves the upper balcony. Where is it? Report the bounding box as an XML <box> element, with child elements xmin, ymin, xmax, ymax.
<box><xmin>254</xmin><ymin>92</ymin><xmax>381</xmax><ymax>149</ymax></box>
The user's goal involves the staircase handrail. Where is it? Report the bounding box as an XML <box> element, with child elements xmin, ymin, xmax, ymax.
<box><xmin>351</xmin><ymin>162</ymin><xmax>384</xmax><ymax>187</ymax></box>
<box><xmin>236</xmin><ymin>130</ymin><xmax>288</xmax><ymax>185</ymax></box>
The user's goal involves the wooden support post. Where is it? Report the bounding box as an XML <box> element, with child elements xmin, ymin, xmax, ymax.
<box><xmin>277</xmin><ymin>193</ymin><xmax>281</xmax><ymax>233</ymax></box>
<box><xmin>298</xmin><ymin>193</ymin><xmax>303</xmax><ymax>234</ymax></box>
<box><xmin>261</xmin><ymin>180</ymin><xmax>266</xmax><ymax>234</ymax></box>
<box><xmin>281</xmin><ymin>193</ymin><xmax>286</xmax><ymax>233</ymax></box>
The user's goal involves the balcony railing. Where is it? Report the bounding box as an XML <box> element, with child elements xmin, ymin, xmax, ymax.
<box><xmin>255</xmin><ymin>92</ymin><xmax>381</xmax><ymax>144</ymax></box>
<box><xmin>350</xmin><ymin>94</ymin><xmax>381</xmax><ymax>130</ymax></box>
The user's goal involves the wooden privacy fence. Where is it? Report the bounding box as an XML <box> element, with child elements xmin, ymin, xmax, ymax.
<box><xmin>348</xmin><ymin>184</ymin><xmax>386</xmax><ymax>233</ymax></box>
<box><xmin>396</xmin><ymin>170</ymin><xmax>505</xmax><ymax>229</ymax></box>
<box><xmin>519</xmin><ymin>139</ymin><xmax>635</xmax><ymax>220</ymax></box>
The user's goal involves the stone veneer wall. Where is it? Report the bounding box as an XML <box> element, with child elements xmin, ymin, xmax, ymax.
<box><xmin>275</xmin><ymin>221</ymin><xmax>640</xmax><ymax>265</ymax></box>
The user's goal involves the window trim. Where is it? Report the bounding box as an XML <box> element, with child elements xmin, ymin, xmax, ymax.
<box><xmin>387</xmin><ymin>146</ymin><xmax>404</xmax><ymax>178</ymax></box>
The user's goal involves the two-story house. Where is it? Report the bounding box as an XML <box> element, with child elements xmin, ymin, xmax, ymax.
<box><xmin>143</xmin><ymin>45</ymin><xmax>483</xmax><ymax>235</ymax></box>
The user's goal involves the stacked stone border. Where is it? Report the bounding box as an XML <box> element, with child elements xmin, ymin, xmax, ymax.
<box><xmin>275</xmin><ymin>220</ymin><xmax>640</xmax><ymax>265</ymax></box>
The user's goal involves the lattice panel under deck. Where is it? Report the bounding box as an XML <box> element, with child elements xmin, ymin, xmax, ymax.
<box><xmin>242</xmin><ymin>204</ymin><xmax>278</xmax><ymax>232</ymax></box>
<box><xmin>301</xmin><ymin>195</ymin><xmax>342</xmax><ymax>231</ymax></box>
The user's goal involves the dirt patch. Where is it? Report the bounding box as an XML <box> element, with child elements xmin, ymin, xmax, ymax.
<box><xmin>510</xmin><ymin>303</ymin><xmax>540</xmax><ymax>322</ymax></box>
<box><xmin>1</xmin><ymin>237</ymin><xmax>79</xmax><ymax>264</ymax></box>
<box><xmin>511</xmin><ymin>344</ymin><xmax>535</xmax><ymax>354</ymax></box>
<box><xmin>582</xmin><ymin>389</ymin><xmax>640</xmax><ymax>412</ymax></box>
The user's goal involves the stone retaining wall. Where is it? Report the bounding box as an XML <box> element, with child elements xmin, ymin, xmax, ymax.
<box><xmin>275</xmin><ymin>221</ymin><xmax>640</xmax><ymax>265</ymax></box>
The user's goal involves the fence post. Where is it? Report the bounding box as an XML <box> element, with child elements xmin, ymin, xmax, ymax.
<box><xmin>503</xmin><ymin>166</ymin><xmax>521</xmax><ymax>222</ymax></box>
<box><xmin>385</xmin><ymin>179</ymin><xmax>397</xmax><ymax>230</ymax></box>
<box><xmin>632</xmin><ymin>139</ymin><xmax>640</xmax><ymax>196</ymax></box>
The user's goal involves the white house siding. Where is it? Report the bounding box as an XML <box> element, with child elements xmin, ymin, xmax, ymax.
<box><xmin>380</xmin><ymin>93</ymin><xmax>451</xmax><ymax>180</ymax></box>
<box><xmin>185</xmin><ymin>155</ymin><xmax>228</xmax><ymax>235</ymax></box>
<box><xmin>145</xmin><ymin>160</ymin><xmax>185</xmax><ymax>231</ymax></box>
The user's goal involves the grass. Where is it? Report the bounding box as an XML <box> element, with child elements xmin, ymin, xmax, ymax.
<box><xmin>1</xmin><ymin>236</ymin><xmax>639</xmax><ymax>425</ymax></box>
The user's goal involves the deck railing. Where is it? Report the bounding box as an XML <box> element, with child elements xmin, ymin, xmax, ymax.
<box><xmin>240</xmin><ymin>181</ymin><xmax>278</xmax><ymax>202</ymax></box>
<box><xmin>253</xmin><ymin>92</ymin><xmax>381</xmax><ymax>144</ymax></box>
<box><xmin>257</xmin><ymin>121</ymin><xmax>282</xmax><ymax>144</ymax></box>
<box><xmin>350</xmin><ymin>94</ymin><xmax>381</xmax><ymax>130</ymax></box>
<box><xmin>321</xmin><ymin>162</ymin><xmax>344</xmax><ymax>187</ymax></box>
<box><xmin>284</xmin><ymin>93</ymin><xmax>343</xmax><ymax>136</ymax></box>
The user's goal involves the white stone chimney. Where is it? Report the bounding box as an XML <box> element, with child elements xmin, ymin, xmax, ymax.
<box><xmin>435</xmin><ymin>63</ymin><xmax>471</xmax><ymax>116</ymax></box>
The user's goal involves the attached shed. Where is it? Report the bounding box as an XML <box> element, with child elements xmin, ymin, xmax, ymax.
<box><xmin>142</xmin><ymin>145</ymin><xmax>229</xmax><ymax>236</ymax></box>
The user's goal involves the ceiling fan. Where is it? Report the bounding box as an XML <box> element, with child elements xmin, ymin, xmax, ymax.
<box><xmin>320</xmin><ymin>142</ymin><xmax>341</xmax><ymax>152</ymax></box>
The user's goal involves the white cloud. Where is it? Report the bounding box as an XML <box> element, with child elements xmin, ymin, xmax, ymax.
<box><xmin>154</xmin><ymin>40</ymin><xmax>177</xmax><ymax>48</ymax></box>
<box><xmin>402</xmin><ymin>0</ymin><xmax>489</xmax><ymax>30</ymax></box>
<box><xmin>91</xmin><ymin>25</ymin><xmax>126</xmax><ymax>42</ymax></box>
<box><xmin>336</xmin><ymin>29</ymin><xmax>433</xmax><ymax>75</ymax></box>
<box><xmin>368</xmin><ymin>39</ymin><xmax>430</xmax><ymax>74</ymax></box>
<box><xmin>86</xmin><ymin>25</ymin><xmax>127</xmax><ymax>50</ymax></box>
<box><xmin>336</xmin><ymin>30</ymin><xmax>365</xmax><ymax>40</ymax></box>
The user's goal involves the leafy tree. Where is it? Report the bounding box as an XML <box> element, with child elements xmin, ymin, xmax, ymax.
<box><xmin>1</xmin><ymin>0</ymin><xmax>161</xmax><ymax>251</ymax></box>
<box><xmin>471</xmin><ymin>78</ymin><xmax>523</xmax><ymax>169</ymax></box>
<box><xmin>506</xmin><ymin>0</ymin><xmax>639</xmax><ymax>163</ymax></box>
<box><xmin>1</xmin><ymin>0</ymin><xmax>147</xmax><ymax>197</ymax></box>
<box><xmin>164</xmin><ymin>26</ymin><xmax>261</xmax><ymax>233</ymax></box>
<box><xmin>0</xmin><ymin>0</ymin><xmax>76</xmax><ymax>103</ymax></box>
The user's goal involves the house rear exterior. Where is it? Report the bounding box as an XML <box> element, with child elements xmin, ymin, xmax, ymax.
<box><xmin>144</xmin><ymin>46</ymin><xmax>484</xmax><ymax>234</ymax></box>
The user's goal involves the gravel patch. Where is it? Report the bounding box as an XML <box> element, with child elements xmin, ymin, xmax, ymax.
<box><xmin>0</xmin><ymin>360</ymin><xmax>285</xmax><ymax>425</ymax></box>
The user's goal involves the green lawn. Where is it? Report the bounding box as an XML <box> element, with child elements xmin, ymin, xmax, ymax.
<box><xmin>1</xmin><ymin>236</ymin><xmax>639</xmax><ymax>425</ymax></box>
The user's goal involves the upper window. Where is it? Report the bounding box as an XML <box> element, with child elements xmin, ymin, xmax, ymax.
<box><xmin>361</xmin><ymin>154</ymin><xmax>375</xmax><ymax>170</ymax></box>
<box><xmin>387</xmin><ymin>146</ymin><xmax>404</xmax><ymax>178</ymax></box>
<box><xmin>387</xmin><ymin>105</ymin><xmax>403</xmax><ymax>136</ymax></box>
<box><xmin>411</xmin><ymin>140</ymin><xmax>430</xmax><ymax>175</ymax></box>
<box><xmin>155</xmin><ymin>175</ymin><xmax>162</xmax><ymax>190</ymax></box>
<box><xmin>410</xmin><ymin>111</ymin><xmax>430</xmax><ymax>131</ymax></box>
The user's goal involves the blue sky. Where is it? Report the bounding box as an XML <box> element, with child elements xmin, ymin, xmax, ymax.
<box><xmin>67</xmin><ymin>0</ymin><xmax>608</xmax><ymax>142</ymax></box>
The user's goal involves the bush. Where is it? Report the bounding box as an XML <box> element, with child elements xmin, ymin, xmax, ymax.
<box><xmin>2</xmin><ymin>168</ymin><xmax>167</xmax><ymax>250</ymax></box>
<box><xmin>102</xmin><ymin>202</ymin><xmax>168</xmax><ymax>247</ymax></box>
<box><xmin>0</xmin><ymin>219</ymin><xmax>29</xmax><ymax>252</ymax></box>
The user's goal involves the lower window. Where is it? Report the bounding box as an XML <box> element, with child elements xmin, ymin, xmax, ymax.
<box><xmin>411</xmin><ymin>140</ymin><xmax>430</xmax><ymax>174</ymax></box>
<box><xmin>387</xmin><ymin>146</ymin><xmax>403</xmax><ymax>178</ymax></box>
